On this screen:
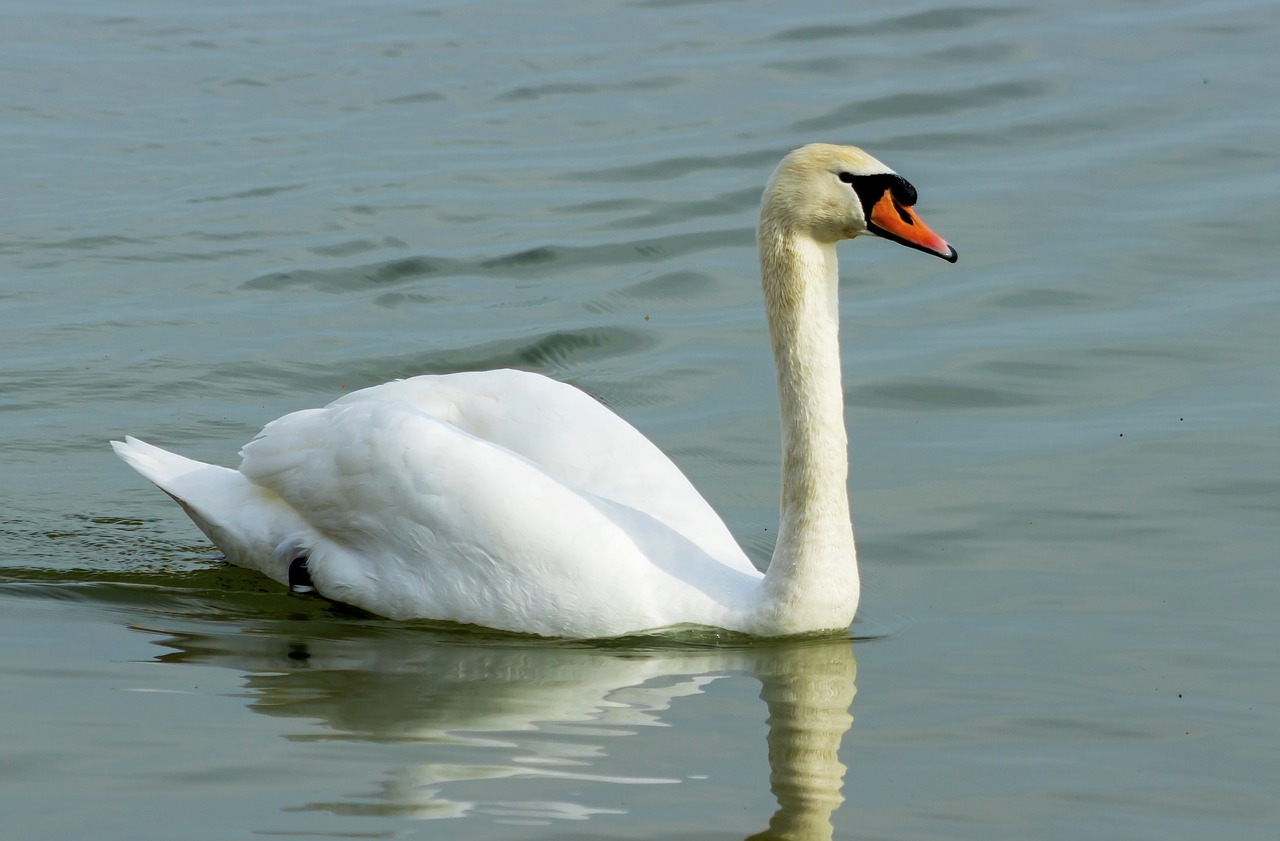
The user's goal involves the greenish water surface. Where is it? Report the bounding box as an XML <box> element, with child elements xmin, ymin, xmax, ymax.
<box><xmin>3</xmin><ymin>0</ymin><xmax>1278</xmax><ymax>838</ymax></box>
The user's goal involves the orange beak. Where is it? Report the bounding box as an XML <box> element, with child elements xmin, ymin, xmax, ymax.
<box><xmin>868</xmin><ymin>189</ymin><xmax>957</xmax><ymax>262</ymax></box>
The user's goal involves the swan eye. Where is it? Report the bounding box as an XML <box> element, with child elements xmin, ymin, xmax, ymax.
<box><xmin>838</xmin><ymin>172</ymin><xmax>855</xmax><ymax>184</ymax></box>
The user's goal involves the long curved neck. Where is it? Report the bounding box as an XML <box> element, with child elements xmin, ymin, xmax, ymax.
<box><xmin>754</xmin><ymin>221</ymin><xmax>859</xmax><ymax>634</ymax></box>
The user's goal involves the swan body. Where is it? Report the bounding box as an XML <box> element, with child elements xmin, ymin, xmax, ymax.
<box><xmin>113</xmin><ymin>143</ymin><xmax>955</xmax><ymax>638</ymax></box>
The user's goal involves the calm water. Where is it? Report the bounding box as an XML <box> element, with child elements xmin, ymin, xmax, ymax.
<box><xmin>3</xmin><ymin>0</ymin><xmax>1278</xmax><ymax>838</ymax></box>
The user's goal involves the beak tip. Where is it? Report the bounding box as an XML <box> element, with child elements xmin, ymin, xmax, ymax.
<box><xmin>942</xmin><ymin>244</ymin><xmax>958</xmax><ymax>263</ymax></box>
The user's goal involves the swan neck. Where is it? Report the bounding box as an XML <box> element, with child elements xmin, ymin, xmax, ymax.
<box><xmin>755</xmin><ymin>222</ymin><xmax>859</xmax><ymax>634</ymax></box>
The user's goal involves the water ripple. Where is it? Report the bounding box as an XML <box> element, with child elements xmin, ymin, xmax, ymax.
<box><xmin>242</xmin><ymin>230</ymin><xmax>750</xmax><ymax>294</ymax></box>
<box><xmin>851</xmin><ymin>378</ymin><xmax>1037</xmax><ymax>411</ymax></box>
<box><xmin>771</xmin><ymin>7</ymin><xmax>1022</xmax><ymax>41</ymax></box>
<box><xmin>793</xmin><ymin>80</ymin><xmax>1051</xmax><ymax>132</ymax></box>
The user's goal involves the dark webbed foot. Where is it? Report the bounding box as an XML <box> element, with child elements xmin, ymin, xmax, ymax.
<box><xmin>288</xmin><ymin>555</ymin><xmax>314</xmax><ymax>594</ymax></box>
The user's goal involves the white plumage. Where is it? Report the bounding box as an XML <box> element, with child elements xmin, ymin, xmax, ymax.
<box><xmin>114</xmin><ymin>144</ymin><xmax>955</xmax><ymax>638</ymax></box>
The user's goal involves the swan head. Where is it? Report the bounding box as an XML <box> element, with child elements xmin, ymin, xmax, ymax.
<box><xmin>761</xmin><ymin>143</ymin><xmax>957</xmax><ymax>262</ymax></box>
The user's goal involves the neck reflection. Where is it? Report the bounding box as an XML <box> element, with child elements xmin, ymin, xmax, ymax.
<box><xmin>149</xmin><ymin>623</ymin><xmax>857</xmax><ymax>837</ymax></box>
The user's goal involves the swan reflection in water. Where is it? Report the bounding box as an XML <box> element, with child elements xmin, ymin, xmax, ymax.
<box><xmin>148</xmin><ymin>622</ymin><xmax>858</xmax><ymax>840</ymax></box>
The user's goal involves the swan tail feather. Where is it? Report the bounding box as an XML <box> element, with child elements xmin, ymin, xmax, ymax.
<box><xmin>111</xmin><ymin>436</ymin><xmax>310</xmax><ymax>584</ymax></box>
<box><xmin>112</xmin><ymin>435</ymin><xmax>212</xmax><ymax>488</ymax></box>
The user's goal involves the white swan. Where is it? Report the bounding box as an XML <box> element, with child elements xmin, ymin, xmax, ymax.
<box><xmin>113</xmin><ymin>143</ymin><xmax>956</xmax><ymax>638</ymax></box>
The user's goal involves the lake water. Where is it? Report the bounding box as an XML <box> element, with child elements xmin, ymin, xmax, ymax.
<box><xmin>3</xmin><ymin>0</ymin><xmax>1278</xmax><ymax>838</ymax></box>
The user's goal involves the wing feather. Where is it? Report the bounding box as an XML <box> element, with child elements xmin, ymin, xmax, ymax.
<box><xmin>320</xmin><ymin>369</ymin><xmax>754</xmax><ymax>574</ymax></box>
<box><xmin>239</xmin><ymin>394</ymin><xmax>758</xmax><ymax>635</ymax></box>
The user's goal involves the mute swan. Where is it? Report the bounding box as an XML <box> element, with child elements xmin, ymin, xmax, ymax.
<box><xmin>113</xmin><ymin>143</ymin><xmax>956</xmax><ymax>638</ymax></box>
